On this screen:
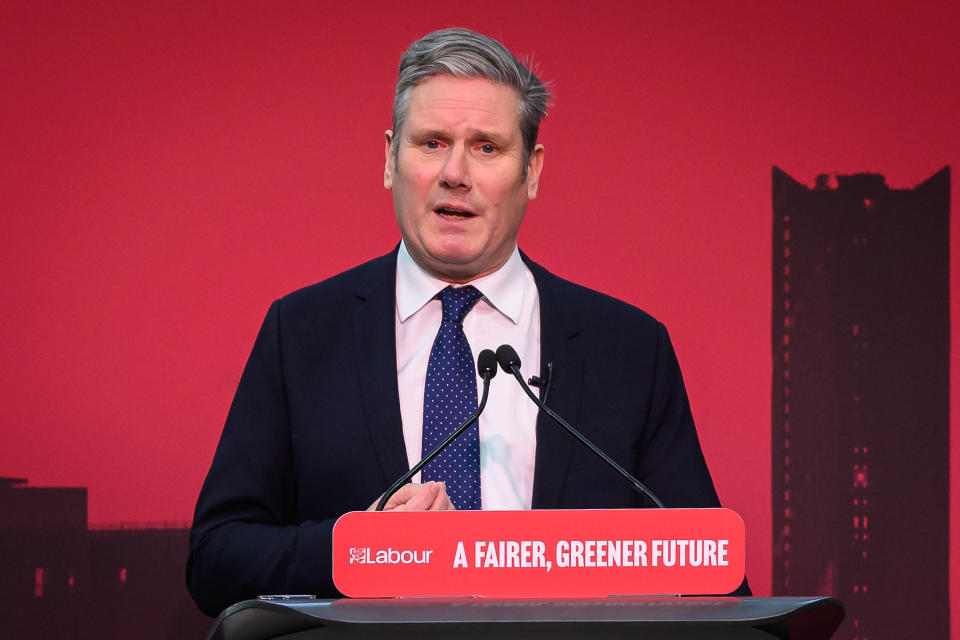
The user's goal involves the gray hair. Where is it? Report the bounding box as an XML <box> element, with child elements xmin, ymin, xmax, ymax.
<box><xmin>391</xmin><ymin>28</ymin><xmax>552</xmax><ymax>177</ymax></box>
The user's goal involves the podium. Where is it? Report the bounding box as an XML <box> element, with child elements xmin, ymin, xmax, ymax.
<box><xmin>203</xmin><ymin>510</ymin><xmax>843</xmax><ymax>639</ymax></box>
<box><xmin>205</xmin><ymin>596</ymin><xmax>844</xmax><ymax>640</ymax></box>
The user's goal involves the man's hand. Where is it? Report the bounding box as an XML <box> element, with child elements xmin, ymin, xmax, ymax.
<box><xmin>367</xmin><ymin>481</ymin><xmax>455</xmax><ymax>512</ymax></box>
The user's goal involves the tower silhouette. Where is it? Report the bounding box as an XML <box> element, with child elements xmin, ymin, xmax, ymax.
<box><xmin>771</xmin><ymin>167</ymin><xmax>950</xmax><ymax>639</ymax></box>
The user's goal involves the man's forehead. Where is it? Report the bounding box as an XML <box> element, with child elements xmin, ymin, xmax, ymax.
<box><xmin>405</xmin><ymin>75</ymin><xmax>521</xmax><ymax>131</ymax></box>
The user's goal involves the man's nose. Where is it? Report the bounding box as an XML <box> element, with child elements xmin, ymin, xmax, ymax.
<box><xmin>438</xmin><ymin>144</ymin><xmax>471</xmax><ymax>190</ymax></box>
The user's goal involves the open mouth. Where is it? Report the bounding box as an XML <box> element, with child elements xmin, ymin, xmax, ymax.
<box><xmin>435</xmin><ymin>206</ymin><xmax>476</xmax><ymax>219</ymax></box>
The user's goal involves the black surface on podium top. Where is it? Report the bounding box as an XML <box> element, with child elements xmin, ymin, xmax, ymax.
<box><xmin>206</xmin><ymin>596</ymin><xmax>844</xmax><ymax>640</ymax></box>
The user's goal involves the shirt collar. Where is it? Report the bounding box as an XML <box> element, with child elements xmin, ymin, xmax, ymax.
<box><xmin>396</xmin><ymin>240</ymin><xmax>525</xmax><ymax>325</ymax></box>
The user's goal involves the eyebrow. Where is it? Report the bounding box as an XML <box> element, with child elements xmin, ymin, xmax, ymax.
<box><xmin>468</xmin><ymin>129</ymin><xmax>513</xmax><ymax>147</ymax></box>
<box><xmin>407</xmin><ymin>128</ymin><xmax>515</xmax><ymax>148</ymax></box>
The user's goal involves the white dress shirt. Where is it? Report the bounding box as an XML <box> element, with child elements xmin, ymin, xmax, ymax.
<box><xmin>395</xmin><ymin>241</ymin><xmax>540</xmax><ymax>510</ymax></box>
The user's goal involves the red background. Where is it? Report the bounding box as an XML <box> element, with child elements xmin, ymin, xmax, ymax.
<box><xmin>1</xmin><ymin>0</ymin><xmax>956</xmax><ymax>622</ymax></box>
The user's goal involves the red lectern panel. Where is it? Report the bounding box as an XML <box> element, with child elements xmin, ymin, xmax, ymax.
<box><xmin>333</xmin><ymin>508</ymin><xmax>744</xmax><ymax>597</ymax></box>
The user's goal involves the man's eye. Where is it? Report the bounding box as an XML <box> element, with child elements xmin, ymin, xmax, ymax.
<box><xmin>479</xmin><ymin>144</ymin><xmax>496</xmax><ymax>154</ymax></box>
<box><xmin>425</xmin><ymin>140</ymin><xmax>440</xmax><ymax>149</ymax></box>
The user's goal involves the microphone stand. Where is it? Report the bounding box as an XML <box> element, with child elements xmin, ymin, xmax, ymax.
<box><xmin>498</xmin><ymin>345</ymin><xmax>665</xmax><ymax>509</ymax></box>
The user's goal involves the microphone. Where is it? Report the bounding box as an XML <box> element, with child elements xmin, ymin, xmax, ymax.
<box><xmin>375</xmin><ymin>348</ymin><xmax>498</xmax><ymax>511</ymax></box>
<box><xmin>527</xmin><ymin>362</ymin><xmax>553</xmax><ymax>404</ymax></box>
<box><xmin>495</xmin><ymin>344</ymin><xmax>665</xmax><ymax>508</ymax></box>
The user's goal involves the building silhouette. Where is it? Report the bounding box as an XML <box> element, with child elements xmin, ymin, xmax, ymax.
<box><xmin>771</xmin><ymin>167</ymin><xmax>950</xmax><ymax>639</ymax></box>
<box><xmin>0</xmin><ymin>477</ymin><xmax>210</xmax><ymax>639</ymax></box>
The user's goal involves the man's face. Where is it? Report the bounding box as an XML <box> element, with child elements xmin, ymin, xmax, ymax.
<box><xmin>385</xmin><ymin>75</ymin><xmax>544</xmax><ymax>283</ymax></box>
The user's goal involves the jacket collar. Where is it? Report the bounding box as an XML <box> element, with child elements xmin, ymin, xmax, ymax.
<box><xmin>521</xmin><ymin>252</ymin><xmax>584</xmax><ymax>509</ymax></box>
<box><xmin>351</xmin><ymin>246</ymin><xmax>408</xmax><ymax>488</ymax></box>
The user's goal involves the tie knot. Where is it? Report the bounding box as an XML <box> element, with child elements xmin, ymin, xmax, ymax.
<box><xmin>436</xmin><ymin>285</ymin><xmax>483</xmax><ymax>324</ymax></box>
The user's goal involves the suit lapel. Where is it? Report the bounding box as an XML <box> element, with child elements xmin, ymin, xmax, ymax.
<box><xmin>352</xmin><ymin>249</ymin><xmax>410</xmax><ymax>489</ymax></box>
<box><xmin>524</xmin><ymin>255</ymin><xmax>584</xmax><ymax>509</ymax></box>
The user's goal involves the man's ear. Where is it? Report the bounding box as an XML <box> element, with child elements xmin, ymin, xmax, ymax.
<box><xmin>526</xmin><ymin>144</ymin><xmax>545</xmax><ymax>199</ymax></box>
<box><xmin>383</xmin><ymin>130</ymin><xmax>394</xmax><ymax>190</ymax></box>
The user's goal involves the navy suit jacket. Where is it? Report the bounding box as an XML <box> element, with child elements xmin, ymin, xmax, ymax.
<box><xmin>187</xmin><ymin>249</ymin><xmax>734</xmax><ymax>616</ymax></box>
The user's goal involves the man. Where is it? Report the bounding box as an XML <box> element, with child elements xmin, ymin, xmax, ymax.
<box><xmin>188</xmin><ymin>27</ymin><xmax>744</xmax><ymax>617</ymax></box>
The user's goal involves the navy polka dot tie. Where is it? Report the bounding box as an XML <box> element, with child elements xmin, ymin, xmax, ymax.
<box><xmin>421</xmin><ymin>285</ymin><xmax>484</xmax><ymax>510</ymax></box>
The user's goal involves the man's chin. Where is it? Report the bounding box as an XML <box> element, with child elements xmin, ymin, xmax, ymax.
<box><xmin>420</xmin><ymin>249</ymin><xmax>492</xmax><ymax>283</ymax></box>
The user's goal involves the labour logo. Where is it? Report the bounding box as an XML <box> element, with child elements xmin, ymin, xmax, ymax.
<box><xmin>349</xmin><ymin>547</ymin><xmax>369</xmax><ymax>564</ymax></box>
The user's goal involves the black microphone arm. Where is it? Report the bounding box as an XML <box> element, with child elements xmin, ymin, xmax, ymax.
<box><xmin>375</xmin><ymin>348</ymin><xmax>498</xmax><ymax>512</ymax></box>
<box><xmin>495</xmin><ymin>344</ymin><xmax>665</xmax><ymax>508</ymax></box>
